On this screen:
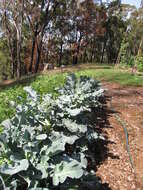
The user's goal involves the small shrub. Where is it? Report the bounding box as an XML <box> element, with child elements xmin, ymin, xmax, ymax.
<box><xmin>119</xmin><ymin>40</ymin><xmax>129</xmax><ymax>67</ymax></box>
<box><xmin>135</xmin><ymin>55</ymin><xmax>143</xmax><ymax>72</ymax></box>
<box><xmin>128</xmin><ymin>55</ymin><xmax>135</xmax><ymax>67</ymax></box>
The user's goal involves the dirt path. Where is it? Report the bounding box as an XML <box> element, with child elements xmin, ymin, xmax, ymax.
<box><xmin>96</xmin><ymin>82</ymin><xmax>143</xmax><ymax>190</ymax></box>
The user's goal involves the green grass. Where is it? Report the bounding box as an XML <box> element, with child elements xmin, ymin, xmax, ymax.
<box><xmin>0</xmin><ymin>67</ymin><xmax>143</xmax><ymax>123</ymax></box>
<box><xmin>76</xmin><ymin>68</ymin><xmax>143</xmax><ymax>86</ymax></box>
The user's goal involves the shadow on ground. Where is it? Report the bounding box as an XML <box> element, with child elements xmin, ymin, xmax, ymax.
<box><xmin>87</xmin><ymin>95</ymin><xmax>119</xmax><ymax>190</ymax></box>
<box><xmin>0</xmin><ymin>74</ymin><xmax>39</xmax><ymax>90</ymax></box>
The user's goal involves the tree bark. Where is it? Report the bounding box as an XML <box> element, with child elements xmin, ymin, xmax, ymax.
<box><xmin>29</xmin><ymin>34</ymin><xmax>36</xmax><ymax>72</ymax></box>
<box><xmin>3</xmin><ymin>8</ymin><xmax>15</xmax><ymax>78</ymax></box>
<box><xmin>34</xmin><ymin>39</ymin><xmax>42</xmax><ymax>73</ymax></box>
<box><xmin>15</xmin><ymin>0</ymin><xmax>24</xmax><ymax>78</ymax></box>
<box><xmin>83</xmin><ymin>50</ymin><xmax>87</xmax><ymax>63</ymax></box>
<box><xmin>137</xmin><ymin>37</ymin><xmax>143</xmax><ymax>56</ymax></box>
<box><xmin>16</xmin><ymin>38</ymin><xmax>21</xmax><ymax>78</ymax></box>
<box><xmin>8</xmin><ymin>37</ymin><xmax>15</xmax><ymax>78</ymax></box>
<box><xmin>59</xmin><ymin>40</ymin><xmax>63</xmax><ymax>67</ymax></box>
<box><xmin>73</xmin><ymin>33</ymin><xmax>82</xmax><ymax>65</ymax></box>
<box><xmin>100</xmin><ymin>38</ymin><xmax>107</xmax><ymax>63</ymax></box>
<box><xmin>34</xmin><ymin>30</ymin><xmax>44</xmax><ymax>73</ymax></box>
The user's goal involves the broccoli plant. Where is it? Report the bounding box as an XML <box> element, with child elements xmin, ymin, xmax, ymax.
<box><xmin>0</xmin><ymin>74</ymin><xmax>105</xmax><ymax>189</ymax></box>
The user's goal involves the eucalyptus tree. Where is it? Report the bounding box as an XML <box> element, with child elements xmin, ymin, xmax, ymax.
<box><xmin>68</xmin><ymin>0</ymin><xmax>101</xmax><ymax>65</ymax></box>
<box><xmin>0</xmin><ymin>0</ymin><xmax>24</xmax><ymax>78</ymax></box>
<box><xmin>103</xmin><ymin>0</ymin><xmax>127</xmax><ymax>63</ymax></box>
<box><xmin>24</xmin><ymin>0</ymin><xmax>60</xmax><ymax>73</ymax></box>
<box><xmin>123</xmin><ymin>7</ymin><xmax>143</xmax><ymax>57</ymax></box>
<box><xmin>0</xmin><ymin>0</ymin><xmax>16</xmax><ymax>78</ymax></box>
<box><xmin>50</xmin><ymin>0</ymin><xmax>72</xmax><ymax>66</ymax></box>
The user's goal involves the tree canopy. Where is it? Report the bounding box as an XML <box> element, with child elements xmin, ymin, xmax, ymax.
<box><xmin>0</xmin><ymin>0</ymin><xmax>143</xmax><ymax>80</ymax></box>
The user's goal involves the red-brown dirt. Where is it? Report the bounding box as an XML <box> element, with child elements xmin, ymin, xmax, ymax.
<box><xmin>96</xmin><ymin>82</ymin><xmax>143</xmax><ymax>190</ymax></box>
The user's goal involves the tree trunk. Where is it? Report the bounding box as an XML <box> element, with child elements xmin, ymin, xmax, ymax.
<box><xmin>29</xmin><ymin>35</ymin><xmax>36</xmax><ymax>72</ymax></box>
<box><xmin>83</xmin><ymin>50</ymin><xmax>87</xmax><ymax>63</ymax></box>
<box><xmin>73</xmin><ymin>34</ymin><xmax>82</xmax><ymax>65</ymax></box>
<box><xmin>33</xmin><ymin>0</ymin><xmax>58</xmax><ymax>73</ymax></box>
<box><xmin>15</xmin><ymin>0</ymin><xmax>24</xmax><ymax>78</ymax></box>
<box><xmin>137</xmin><ymin>37</ymin><xmax>143</xmax><ymax>56</ymax></box>
<box><xmin>100</xmin><ymin>39</ymin><xmax>107</xmax><ymax>63</ymax></box>
<box><xmin>16</xmin><ymin>39</ymin><xmax>21</xmax><ymax>78</ymax></box>
<box><xmin>34</xmin><ymin>35</ymin><xmax>43</xmax><ymax>73</ymax></box>
<box><xmin>74</xmin><ymin>55</ymin><xmax>78</xmax><ymax>65</ymax></box>
<box><xmin>8</xmin><ymin>38</ymin><xmax>15</xmax><ymax>78</ymax></box>
<box><xmin>72</xmin><ymin>56</ymin><xmax>75</xmax><ymax>65</ymax></box>
<box><xmin>3</xmin><ymin>10</ymin><xmax>15</xmax><ymax>78</ymax></box>
<box><xmin>90</xmin><ymin>41</ymin><xmax>95</xmax><ymax>63</ymax></box>
<box><xmin>59</xmin><ymin>40</ymin><xmax>63</xmax><ymax>67</ymax></box>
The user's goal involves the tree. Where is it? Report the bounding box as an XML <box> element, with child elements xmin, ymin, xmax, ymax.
<box><xmin>0</xmin><ymin>0</ymin><xmax>24</xmax><ymax>78</ymax></box>
<box><xmin>51</xmin><ymin>0</ymin><xmax>72</xmax><ymax>66</ymax></box>
<box><xmin>141</xmin><ymin>0</ymin><xmax>143</xmax><ymax>8</ymax></box>
<box><xmin>25</xmin><ymin>0</ymin><xmax>59</xmax><ymax>73</ymax></box>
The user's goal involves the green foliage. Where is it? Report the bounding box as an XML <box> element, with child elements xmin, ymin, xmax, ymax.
<box><xmin>0</xmin><ymin>74</ymin><xmax>105</xmax><ymax>189</ymax></box>
<box><xmin>118</xmin><ymin>8</ymin><xmax>143</xmax><ymax>70</ymax></box>
<box><xmin>76</xmin><ymin>69</ymin><xmax>143</xmax><ymax>86</ymax></box>
<box><xmin>135</xmin><ymin>54</ymin><xmax>143</xmax><ymax>72</ymax></box>
<box><xmin>0</xmin><ymin>73</ymin><xmax>66</xmax><ymax>124</ymax></box>
<box><xmin>119</xmin><ymin>39</ymin><xmax>129</xmax><ymax>66</ymax></box>
<box><xmin>128</xmin><ymin>55</ymin><xmax>135</xmax><ymax>67</ymax></box>
<box><xmin>0</xmin><ymin>86</ymin><xmax>27</xmax><ymax>124</ymax></box>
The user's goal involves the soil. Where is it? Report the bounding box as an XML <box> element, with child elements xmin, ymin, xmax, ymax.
<box><xmin>95</xmin><ymin>82</ymin><xmax>143</xmax><ymax>190</ymax></box>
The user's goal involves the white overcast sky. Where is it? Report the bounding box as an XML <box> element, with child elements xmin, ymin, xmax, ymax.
<box><xmin>122</xmin><ymin>0</ymin><xmax>140</xmax><ymax>8</ymax></box>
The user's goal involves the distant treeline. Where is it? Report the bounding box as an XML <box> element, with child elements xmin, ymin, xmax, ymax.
<box><xmin>0</xmin><ymin>0</ymin><xmax>143</xmax><ymax>80</ymax></box>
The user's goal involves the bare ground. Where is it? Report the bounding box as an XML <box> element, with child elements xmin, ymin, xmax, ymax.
<box><xmin>95</xmin><ymin>82</ymin><xmax>143</xmax><ymax>190</ymax></box>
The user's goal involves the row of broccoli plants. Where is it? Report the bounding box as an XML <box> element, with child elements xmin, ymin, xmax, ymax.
<box><xmin>0</xmin><ymin>74</ymin><xmax>105</xmax><ymax>189</ymax></box>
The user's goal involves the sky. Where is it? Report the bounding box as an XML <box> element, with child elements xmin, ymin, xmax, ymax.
<box><xmin>122</xmin><ymin>0</ymin><xmax>141</xmax><ymax>8</ymax></box>
<box><xmin>100</xmin><ymin>0</ymin><xmax>141</xmax><ymax>8</ymax></box>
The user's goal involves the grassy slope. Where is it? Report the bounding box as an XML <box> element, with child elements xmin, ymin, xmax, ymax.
<box><xmin>0</xmin><ymin>66</ymin><xmax>143</xmax><ymax>123</ymax></box>
<box><xmin>77</xmin><ymin>68</ymin><xmax>143</xmax><ymax>86</ymax></box>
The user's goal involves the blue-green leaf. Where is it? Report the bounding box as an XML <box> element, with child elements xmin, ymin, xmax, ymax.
<box><xmin>0</xmin><ymin>159</ymin><xmax>29</xmax><ymax>175</ymax></box>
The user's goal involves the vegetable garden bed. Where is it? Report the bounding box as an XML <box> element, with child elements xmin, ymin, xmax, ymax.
<box><xmin>0</xmin><ymin>74</ymin><xmax>109</xmax><ymax>189</ymax></box>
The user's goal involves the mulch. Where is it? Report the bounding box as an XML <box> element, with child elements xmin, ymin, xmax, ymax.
<box><xmin>95</xmin><ymin>82</ymin><xmax>143</xmax><ymax>190</ymax></box>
